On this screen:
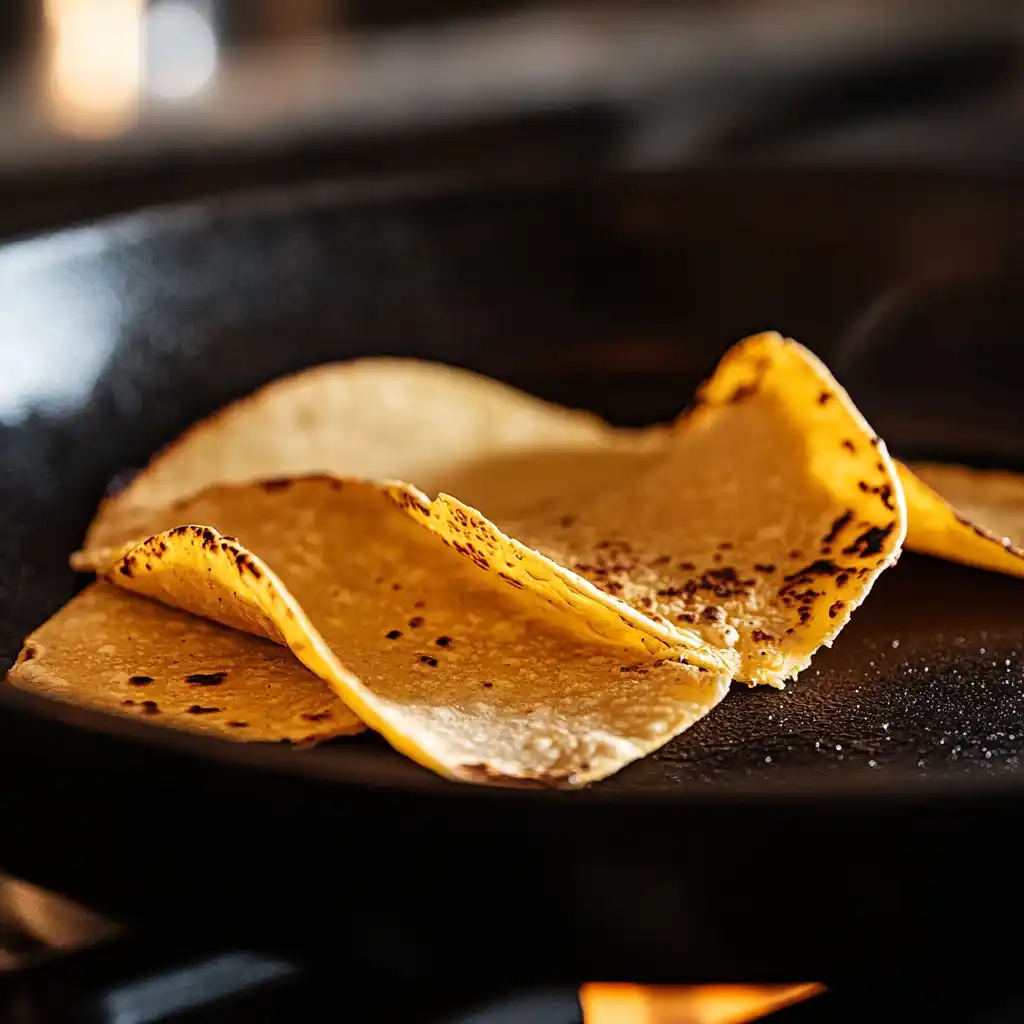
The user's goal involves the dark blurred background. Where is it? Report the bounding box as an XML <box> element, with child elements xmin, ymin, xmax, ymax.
<box><xmin>0</xmin><ymin>0</ymin><xmax>1022</xmax><ymax>239</ymax></box>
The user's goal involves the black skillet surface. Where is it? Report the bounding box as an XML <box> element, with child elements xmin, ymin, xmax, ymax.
<box><xmin>1</xmin><ymin>169</ymin><xmax>1024</xmax><ymax>984</ymax></box>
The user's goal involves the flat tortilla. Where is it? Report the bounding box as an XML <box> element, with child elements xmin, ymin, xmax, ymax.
<box><xmin>898</xmin><ymin>462</ymin><xmax>1024</xmax><ymax>578</ymax></box>
<box><xmin>8</xmin><ymin>582</ymin><xmax>363</xmax><ymax>742</ymax></box>
<box><xmin>84</xmin><ymin>358</ymin><xmax>663</xmax><ymax>555</ymax></box>
<box><xmin>398</xmin><ymin>335</ymin><xmax>906</xmax><ymax>686</ymax></box>
<box><xmin>92</xmin><ymin>478</ymin><xmax>732</xmax><ymax>787</ymax></box>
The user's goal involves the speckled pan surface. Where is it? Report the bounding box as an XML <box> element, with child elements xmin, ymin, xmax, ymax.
<box><xmin>2</xmin><ymin>170</ymin><xmax>1024</xmax><ymax>979</ymax></box>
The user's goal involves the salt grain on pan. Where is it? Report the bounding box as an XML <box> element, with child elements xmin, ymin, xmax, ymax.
<box><xmin>891</xmin><ymin>639</ymin><xmax>900</xmax><ymax>649</ymax></box>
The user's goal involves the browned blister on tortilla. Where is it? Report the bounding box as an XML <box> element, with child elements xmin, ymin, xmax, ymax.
<box><xmin>898</xmin><ymin>462</ymin><xmax>1024</xmax><ymax>578</ymax></box>
<box><xmin>8</xmin><ymin>581</ymin><xmax>362</xmax><ymax>742</ymax></box>
<box><xmin>90</xmin><ymin>478</ymin><xmax>732</xmax><ymax>787</ymax></box>
<box><xmin>405</xmin><ymin>334</ymin><xmax>906</xmax><ymax>687</ymax></box>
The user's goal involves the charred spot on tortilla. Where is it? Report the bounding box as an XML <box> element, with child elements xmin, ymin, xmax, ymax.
<box><xmin>185</xmin><ymin>671</ymin><xmax>228</xmax><ymax>685</ymax></box>
<box><xmin>728</xmin><ymin>382</ymin><xmax>759</xmax><ymax>403</ymax></box>
<box><xmin>259</xmin><ymin>479</ymin><xmax>293</xmax><ymax>493</ymax></box>
<box><xmin>954</xmin><ymin>513</ymin><xmax>1009</xmax><ymax>546</ymax></box>
<box><xmin>188</xmin><ymin>705</ymin><xmax>221</xmax><ymax>715</ymax></box>
<box><xmin>385</xmin><ymin>629</ymin><xmax>402</xmax><ymax>640</ymax></box>
<box><xmin>842</xmin><ymin>522</ymin><xmax>897</xmax><ymax>558</ymax></box>
<box><xmin>458</xmin><ymin>764</ymin><xmax>572</xmax><ymax>789</ymax></box>
<box><xmin>128</xmin><ymin>674</ymin><xmax>152</xmax><ymax>685</ymax></box>
<box><xmin>823</xmin><ymin>510</ymin><xmax>853</xmax><ymax>546</ymax></box>
<box><xmin>783</xmin><ymin>559</ymin><xmax>841</xmax><ymax>582</ymax></box>
<box><xmin>232</xmin><ymin>550</ymin><xmax>263</xmax><ymax>579</ymax></box>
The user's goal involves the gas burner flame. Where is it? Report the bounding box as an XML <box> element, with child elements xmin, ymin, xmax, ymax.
<box><xmin>579</xmin><ymin>982</ymin><xmax>825</xmax><ymax>1023</ymax></box>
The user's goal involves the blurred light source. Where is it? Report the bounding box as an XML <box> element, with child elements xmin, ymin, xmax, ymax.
<box><xmin>144</xmin><ymin>0</ymin><xmax>218</xmax><ymax>102</ymax></box>
<box><xmin>42</xmin><ymin>0</ymin><xmax>143</xmax><ymax>139</ymax></box>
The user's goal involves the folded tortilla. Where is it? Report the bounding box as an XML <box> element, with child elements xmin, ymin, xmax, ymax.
<box><xmin>9</xmin><ymin>581</ymin><xmax>363</xmax><ymax>742</ymax></box>
<box><xmin>86</xmin><ymin>479</ymin><xmax>733</xmax><ymax>786</ymax></box>
<box><xmin>397</xmin><ymin>335</ymin><xmax>907</xmax><ymax>686</ymax></box>
<box><xmin>898</xmin><ymin>463</ymin><xmax>1024</xmax><ymax>578</ymax></box>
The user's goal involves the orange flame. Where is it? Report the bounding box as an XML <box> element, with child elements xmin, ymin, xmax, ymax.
<box><xmin>579</xmin><ymin>982</ymin><xmax>825</xmax><ymax>1024</ymax></box>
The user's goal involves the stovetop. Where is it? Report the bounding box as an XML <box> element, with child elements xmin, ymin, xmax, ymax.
<box><xmin>3</xmin><ymin>874</ymin><xmax>1023</xmax><ymax>1023</ymax></box>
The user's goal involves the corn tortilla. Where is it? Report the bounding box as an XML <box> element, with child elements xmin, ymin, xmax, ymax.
<box><xmin>392</xmin><ymin>336</ymin><xmax>905</xmax><ymax>685</ymax></box>
<box><xmin>9</xmin><ymin>582</ymin><xmax>363</xmax><ymax>742</ymax></box>
<box><xmin>93</xmin><ymin>478</ymin><xmax>732</xmax><ymax>786</ymax></box>
<box><xmin>76</xmin><ymin>334</ymin><xmax>906</xmax><ymax>688</ymax></box>
<box><xmin>898</xmin><ymin>462</ymin><xmax>1024</xmax><ymax>578</ymax></box>
<box><xmin>84</xmin><ymin>358</ymin><xmax>663</xmax><ymax>555</ymax></box>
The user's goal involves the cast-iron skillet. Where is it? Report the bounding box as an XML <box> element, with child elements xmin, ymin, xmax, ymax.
<box><xmin>1</xmin><ymin>169</ymin><xmax>1023</xmax><ymax>984</ymax></box>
